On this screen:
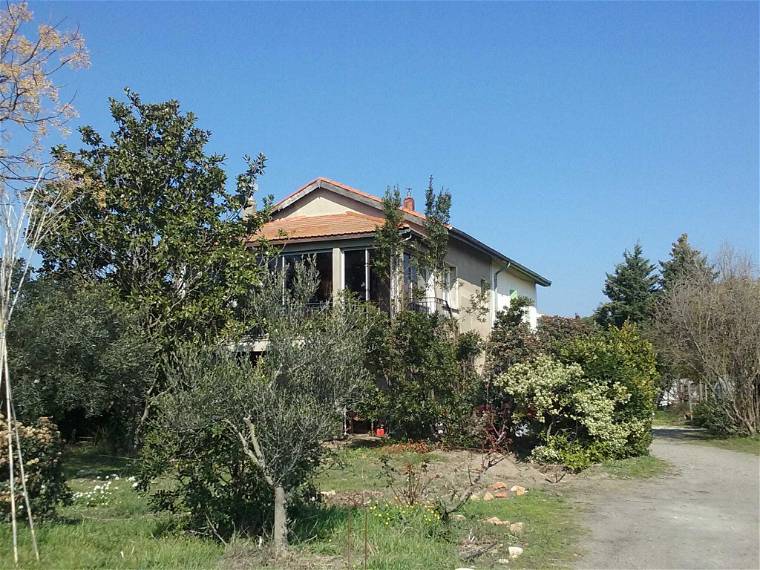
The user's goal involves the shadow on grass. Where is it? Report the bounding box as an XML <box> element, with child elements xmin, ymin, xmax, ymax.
<box><xmin>290</xmin><ymin>503</ymin><xmax>349</xmax><ymax>545</ymax></box>
<box><xmin>62</xmin><ymin>444</ymin><xmax>138</xmax><ymax>479</ymax></box>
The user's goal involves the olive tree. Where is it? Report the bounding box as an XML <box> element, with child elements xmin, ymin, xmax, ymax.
<box><xmin>142</xmin><ymin>261</ymin><xmax>373</xmax><ymax>551</ymax></box>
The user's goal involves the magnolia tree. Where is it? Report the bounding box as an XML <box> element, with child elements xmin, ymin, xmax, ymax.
<box><xmin>655</xmin><ymin>249</ymin><xmax>760</xmax><ymax>435</ymax></box>
<box><xmin>0</xmin><ymin>3</ymin><xmax>87</xmax><ymax>561</ymax></box>
<box><xmin>141</xmin><ymin>261</ymin><xmax>374</xmax><ymax>552</ymax></box>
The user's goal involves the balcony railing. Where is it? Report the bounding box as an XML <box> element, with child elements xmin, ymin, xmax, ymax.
<box><xmin>407</xmin><ymin>297</ymin><xmax>454</xmax><ymax>319</ymax></box>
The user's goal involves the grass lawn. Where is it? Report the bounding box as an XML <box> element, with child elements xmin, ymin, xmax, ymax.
<box><xmin>653</xmin><ymin>408</ymin><xmax>689</xmax><ymax>427</ymax></box>
<box><xmin>592</xmin><ymin>455</ymin><xmax>672</xmax><ymax>479</ymax></box>
<box><xmin>0</xmin><ymin>446</ymin><xmax>223</xmax><ymax>569</ymax></box>
<box><xmin>690</xmin><ymin>435</ymin><xmax>760</xmax><ymax>456</ymax></box>
<box><xmin>1</xmin><ymin>444</ymin><xmax>582</xmax><ymax>569</ymax></box>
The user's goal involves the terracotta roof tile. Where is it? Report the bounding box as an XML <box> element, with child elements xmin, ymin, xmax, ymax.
<box><xmin>255</xmin><ymin>211</ymin><xmax>391</xmax><ymax>243</ymax></box>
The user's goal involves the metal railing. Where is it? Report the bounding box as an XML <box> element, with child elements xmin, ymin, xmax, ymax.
<box><xmin>407</xmin><ymin>297</ymin><xmax>454</xmax><ymax>319</ymax></box>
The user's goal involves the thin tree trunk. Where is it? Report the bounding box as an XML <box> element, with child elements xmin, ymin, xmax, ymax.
<box><xmin>273</xmin><ymin>485</ymin><xmax>288</xmax><ymax>554</ymax></box>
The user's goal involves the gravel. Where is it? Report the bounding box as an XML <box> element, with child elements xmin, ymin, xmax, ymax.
<box><xmin>574</xmin><ymin>427</ymin><xmax>760</xmax><ymax>569</ymax></box>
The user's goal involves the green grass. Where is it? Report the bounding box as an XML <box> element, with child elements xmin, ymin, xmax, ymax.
<box><xmin>0</xmin><ymin>446</ymin><xmax>222</xmax><ymax>569</ymax></box>
<box><xmin>287</xmin><ymin>490</ymin><xmax>581</xmax><ymax>569</ymax></box>
<box><xmin>460</xmin><ymin>490</ymin><xmax>583</xmax><ymax>569</ymax></box>
<box><xmin>653</xmin><ymin>408</ymin><xmax>688</xmax><ymax>426</ymax></box>
<box><xmin>317</xmin><ymin>445</ymin><xmax>444</xmax><ymax>493</ymax></box>
<box><xmin>593</xmin><ymin>455</ymin><xmax>672</xmax><ymax>479</ymax></box>
<box><xmin>691</xmin><ymin>435</ymin><xmax>760</xmax><ymax>456</ymax></box>
<box><xmin>1</xmin><ymin>444</ymin><xmax>581</xmax><ymax>569</ymax></box>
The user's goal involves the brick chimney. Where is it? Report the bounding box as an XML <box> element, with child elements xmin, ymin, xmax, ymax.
<box><xmin>403</xmin><ymin>192</ymin><xmax>415</xmax><ymax>211</ymax></box>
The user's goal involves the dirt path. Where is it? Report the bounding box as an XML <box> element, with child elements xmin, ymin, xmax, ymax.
<box><xmin>573</xmin><ymin>427</ymin><xmax>760</xmax><ymax>570</ymax></box>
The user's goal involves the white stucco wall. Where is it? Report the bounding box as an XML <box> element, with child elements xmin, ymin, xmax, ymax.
<box><xmin>491</xmin><ymin>263</ymin><xmax>538</xmax><ymax>329</ymax></box>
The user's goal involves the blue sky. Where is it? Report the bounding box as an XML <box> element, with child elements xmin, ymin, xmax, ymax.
<box><xmin>34</xmin><ymin>1</ymin><xmax>758</xmax><ymax>316</ymax></box>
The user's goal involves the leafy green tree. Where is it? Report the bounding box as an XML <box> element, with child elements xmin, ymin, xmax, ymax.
<box><xmin>8</xmin><ymin>278</ymin><xmax>156</xmax><ymax>447</ymax></box>
<box><xmin>659</xmin><ymin>233</ymin><xmax>715</xmax><ymax>291</ymax></box>
<box><xmin>363</xmin><ymin>311</ymin><xmax>479</xmax><ymax>442</ymax></box>
<box><xmin>595</xmin><ymin>243</ymin><xmax>657</xmax><ymax>327</ymax></box>
<box><xmin>373</xmin><ymin>186</ymin><xmax>405</xmax><ymax>317</ymax></box>
<box><xmin>34</xmin><ymin>90</ymin><xmax>271</xmax><ymax>349</ymax></box>
<box><xmin>485</xmin><ymin>296</ymin><xmax>543</xmax><ymax>378</ymax></box>
<box><xmin>421</xmin><ymin>176</ymin><xmax>452</xmax><ymax>287</ymax></box>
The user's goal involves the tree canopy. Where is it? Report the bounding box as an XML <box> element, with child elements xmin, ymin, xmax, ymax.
<box><xmin>33</xmin><ymin>90</ymin><xmax>271</xmax><ymax>347</ymax></box>
<box><xmin>659</xmin><ymin>233</ymin><xmax>715</xmax><ymax>291</ymax></box>
<box><xmin>595</xmin><ymin>243</ymin><xmax>657</xmax><ymax>328</ymax></box>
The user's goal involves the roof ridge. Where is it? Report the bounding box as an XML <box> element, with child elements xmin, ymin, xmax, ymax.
<box><xmin>274</xmin><ymin>177</ymin><xmax>427</xmax><ymax>221</ymax></box>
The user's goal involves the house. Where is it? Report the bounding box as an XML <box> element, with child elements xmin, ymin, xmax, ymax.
<box><xmin>251</xmin><ymin>177</ymin><xmax>550</xmax><ymax>337</ymax></box>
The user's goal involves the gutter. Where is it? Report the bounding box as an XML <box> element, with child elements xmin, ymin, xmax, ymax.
<box><xmin>449</xmin><ymin>227</ymin><xmax>551</xmax><ymax>287</ymax></box>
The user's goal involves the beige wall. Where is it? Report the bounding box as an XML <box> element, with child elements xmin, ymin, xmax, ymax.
<box><xmin>274</xmin><ymin>188</ymin><xmax>380</xmax><ymax>220</ymax></box>
<box><xmin>444</xmin><ymin>237</ymin><xmax>493</xmax><ymax>338</ymax></box>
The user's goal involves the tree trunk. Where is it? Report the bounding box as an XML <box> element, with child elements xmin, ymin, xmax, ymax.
<box><xmin>273</xmin><ymin>485</ymin><xmax>288</xmax><ymax>554</ymax></box>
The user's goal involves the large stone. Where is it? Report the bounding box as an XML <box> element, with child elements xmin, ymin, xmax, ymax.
<box><xmin>508</xmin><ymin>546</ymin><xmax>524</xmax><ymax>559</ymax></box>
<box><xmin>510</xmin><ymin>485</ymin><xmax>527</xmax><ymax>496</ymax></box>
<box><xmin>483</xmin><ymin>491</ymin><xmax>495</xmax><ymax>502</ymax></box>
<box><xmin>510</xmin><ymin>522</ymin><xmax>524</xmax><ymax>536</ymax></box>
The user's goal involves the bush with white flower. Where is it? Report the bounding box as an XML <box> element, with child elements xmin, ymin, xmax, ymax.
<box><xmin>494</xmin><ymin>324</ymin><xmax>657</xmax><ymax>470</ymax></box>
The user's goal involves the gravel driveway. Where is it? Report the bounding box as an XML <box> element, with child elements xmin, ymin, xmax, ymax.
<box><xmin>575</xmin><ymin>427</ymin><xmax>760</xmax><ymax>570</ymax></box>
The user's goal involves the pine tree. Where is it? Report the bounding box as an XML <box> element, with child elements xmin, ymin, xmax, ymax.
<box><xmin>595</xmin><ymin>243</ymin><xmax>658</xmax><ymax>327</ymax></box>
<box><xmin>659</xmin><ymin>233</ymin><xmax>715</xmax><ymax>291</ymax></box>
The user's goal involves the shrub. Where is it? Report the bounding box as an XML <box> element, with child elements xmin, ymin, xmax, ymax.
<box><xmin>9</xmin><ymin>278</ymin><xmax>157</xmax><ymax>448</ymax></box>
<box><xmin>486</xmin><ymin>297</ymin><xmax>542</xmax><ymax>377</ymax></box>
<box><xmin>559</xmin><ymin>323</ymin><xmax>657</xmax><ymax>457</ymax></box>
<box><xmin>363</xmin><ymin>311</ymin><xmax>482</xmax><ymax>444</ymax></box>
<box><xmin>495</xmin><ymin>324</ymin><xmax>658</xmax><ymax>470</ymax></box>
<box><xmin>0</xmin><ymin>415</ymin><xmax>70</xmax><ymax>520</ymax></box>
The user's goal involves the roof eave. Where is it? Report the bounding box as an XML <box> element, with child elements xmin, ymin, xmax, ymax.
<box><xmin>449</xmin><ymin>227</ymin><xmax>551</xmax><ymax>287</ymax></box>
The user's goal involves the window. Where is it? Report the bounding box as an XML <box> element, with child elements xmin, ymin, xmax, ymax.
<box><xmin>344</xmin><ymin>249</ymin><xmax>367</xmax><ymax>300</ymax></box>
<box><xmin>443</xmin><ymin>265</ymin><xmax>458</xmax><ymax>309</ymax></box>
<box><xmin>277</xmin><ymin>251</ymin><xmax>333</xmax><ymax>304</ymax></box>
<box><xmin>403</xmin><ymin>252</ymin><xmax>417</xmax><ymax>297</ymax></box>
<box><xmin>342</xmin><ymin>248</ymin><xmax>389</xmax><ymax>309</ymax></box>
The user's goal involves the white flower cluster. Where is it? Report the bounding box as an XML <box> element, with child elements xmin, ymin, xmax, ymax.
<box><xmin>72</xmin><ymin>478</ymin><xmax>114</xmax><ymax>506</ymax></box>
<box><xmin>72</xmin><ymin>474</ymin><xmax>139</xmax><ymax>506</ymax></box>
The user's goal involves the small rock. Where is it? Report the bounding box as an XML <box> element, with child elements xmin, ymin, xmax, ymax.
<box><xmin>497</xmin><ymin>559</ymin><xmax>510</xmax><ymax>565</ymax></box>
<box><xmin>469</xmin><ymin>493</ymin><xmax>481</xmax><ymax>501</ymax></box>
<box><xmin>509</xmin><ymin>522</ymin><xmax>524</xmax><ymax>536</ymax></box>
<box><xmin>510</xmin><ymin>485</ymin><xmax>527</xmax><ymax>496</ymax></box>
<box><xmin>493</xmin><ymin>490</ymin><xmax>510</xmax><ymax>499</ymax></box>
<box><xmin>483</xmin><ymin>491</ymin><xmax>495</xmax><ymax>502</ymax></box>
<box><xmin>484</xmin><ymin>516</ymin><xmax>510</xmax><ymax>526</ymax></box>
<box><xmin>451</xmin><ymin>513</ymin><xmax>466</xmax><ymax>521</ymax></box>
<box><xmin>320</xmin><ymin>490</ymin><xmax>336</xmax><ymax>497</ymax></box>
<box><xmin>508</xmin><ymin>546</ymin><xmax>524</xmax><ymax>559</ymax></box>
<box><xmin>488</xmin><ymin>481</ymin><xmax>508</xmax><ymax>491</ymax></box>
